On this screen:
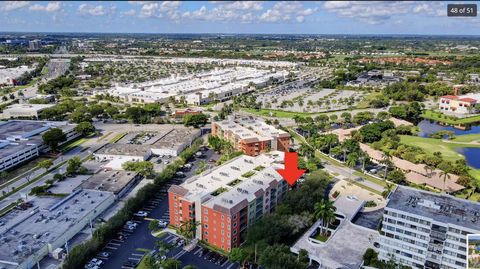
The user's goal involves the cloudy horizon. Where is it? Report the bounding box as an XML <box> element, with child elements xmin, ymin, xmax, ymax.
<box><xmin>0</xmin><ymin>1</ymin><xmax>479</xmax><ymax>35</ymax></box>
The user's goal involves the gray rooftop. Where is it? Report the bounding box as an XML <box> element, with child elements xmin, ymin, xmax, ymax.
<box><xmin>95</xmin><ymin>143</ymin><xmax>151</xmax><ymax>157</ymax></box>
<box><xmin>80</xmin><ymin>170</ymin><xmax>138</xmax><ymax>194</ymax></box>
<box><xmin>0</xmin><ymin>120</ymin><xmax>75</xmax><ymax>159</ymax></box>
<box><xmin>387</xmin><ymin>185</ymin><xmax>480</xmax><ymax>231</ymax></box>
<box><xmin>0</xmin><ymin>189</ymin><xmax>114</xmax><ymax>267</ymax></box>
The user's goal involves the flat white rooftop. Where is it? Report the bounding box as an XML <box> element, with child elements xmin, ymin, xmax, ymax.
<box><xmin>175</xmin><ymin>151</ymin><xmax>284</xmax><ymax>202</ymax></box>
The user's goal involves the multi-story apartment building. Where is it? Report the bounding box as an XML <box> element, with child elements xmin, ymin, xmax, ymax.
<box><xmin>379</xmin><ymin>185</ymin><xmax>480</xmax><ymax>269</ymax></box>
<box><xmin>211</xmin><ymin>116</ymin><xmax>290</xmax><ymax>156</ymax></box>
<box><xmin>168</xmin><ymin>152</ymin><xmax>288</xmax><ymax>251</ymax></box>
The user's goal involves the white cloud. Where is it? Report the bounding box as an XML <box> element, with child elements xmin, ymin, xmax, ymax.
<box><xmin>30</xmin><ymin>2</ymin><xmax>61</xmax><ymax>12</ymax></box>
<box><xmin>137</xmin><ymin>1</ymin><xmax>181</xmax><ymax>19</ymax></box>
<box><xmin>78</xmin><ymin>4</ymin><xmax>115</xmax><ymax>16</ymax></box>
<box><xmin>1</xmin><ymin>1</ymin><xmax>30</xmax><ymax>11</ymax></box>
<box><xmin>139</xmin><ymin>2</ymin><xmax>158</xmax><ymax>18</ymax></box>
<box><xmin>122</xmin><ymin>9</ymin><xmax>136</xmax><ymax>16</ymax></box>
<box><xmin>323</xmin><ymin>1</ymin><xmax>445</xmax><ymax>25</ymax></box>
<box><xmin>259</xmin><ymin>1</ymin><xmax>316</xmax><ymax>23</ymax></box>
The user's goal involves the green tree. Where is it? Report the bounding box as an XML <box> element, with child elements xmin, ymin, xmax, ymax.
<box><xmin>149</xmin><ymin>219</ymin><xmax>159</xmax><ymax>232</ymax></box>
<box><xmin>75</xmin><ymin>121</ymin><xmax>96</xmax><ymax>136</ymax></box>
<box><xmin>161</xmin><ymin>259</ymin><xmax>181</xmax><ymax>269</ymax></box>
<box><xmin>313</xmin><ymin>199</ymin><xmax>336</xmax><ymax>235</ymax></box>
<box><xmin>258</xmin><ymin>245</ymin><xmax>306</xmax><ymax>269</ymax></box>
<box><xmin>66</xmin><ymin>156</ymin><xmax>82</xmax><ymax>176</ymax></box>
<box><xmin>386</xmin><ymin>170</ymin><xmax>406</xmax><ymax>184</ymax></box>
<box><xmin>183</xmin><ymin>113</ymin><xmax>208</xmax><ymax>128</ymax></box>
<box><xmin>42</xmin><ymin>128</ymin><xmax>66</xmax><ymax>152</ymax></box>
<box><xmin>37</xmin><ymin>159</ymin><xmax>54</xmax><ymax>171</ymax></box>
<box><xmin>382</xmin><ymin>183</ymin><xmax>395</xmax><ymax>199</ymax></box>
<box><xmin>122</xmin><ymin>161</ymin><xmax>154</xmax><ymax>178</ymax></box>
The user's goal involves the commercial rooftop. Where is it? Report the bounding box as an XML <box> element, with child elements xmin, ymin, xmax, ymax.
<box><xmin>95</xmin><ymin>143</ymin><xmax>151</xmax><ymax>157</ymax></box>
<box><xmin>0</xmin><ymin>120</ymin><xmax>75</xmax><ymax>160</ymax></box>
<box><xmin>105</xmin><ymin>67</ymin><xmax>288</xmax><ymax>104</ymax></box>
<box><xmin>79</xmin><ymin>170</ymin><xmax>139</xmax><ymax>194</ymax></box>
<box><xmin>170</xmin><ymin>151</ymin><xmax>284</xmax><ymax>203</ymax></box>
<box><xmin>0</xmin><ymin>189</ymin><xmax>114</xmax><ymax>268</ymax></box>
<box><xmin>387</xmin><ymin>185</ymin><xmax>480</xmax><ymax>230</ymax></box>
<box><xmin>0</xmin><ymin>104</ymin><xmax>55</xmax><ymax>119</ymax></box>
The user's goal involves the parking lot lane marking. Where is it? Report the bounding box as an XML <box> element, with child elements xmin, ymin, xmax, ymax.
<box><xmin>144</xmin><ymin>217</ymin><xmax>155</xmax><ymax>221</ymax></box>
<box><xmin>132</xmin><ymin>253</ymin><xmax>144</xmax><ymax>257</ymax></box>
<box><xmin>226</xmin><ymin>263</ymin><xmax>235</xmax><ymax>269</ymax></box>
<box><xmin>105</xmin><ymin>246</ymin><xmax>117</xmax><ymax>250</ymax></box>
<box><xmin>173</xmin><ymin>250</ymin><xmax>186</xmax><ymax>259</ymax></box>
<box><xmin>193</xmin><ymin>248</ymin><xmax>202</xmax><ymax>255</ymax></box>
<box><xmin>221</xmin><ymin>260</ymin><xmax>230</xmax><ymax>267</ymax></box>
<box><xmin>128</xmin><ymin>257</ymin><xmax>141</xmax><ymax>261</ymax></box>
<box><xmin>109</xmin><ymin>242</ymin><xmax>121</xmax><ymax>246</ymax></box>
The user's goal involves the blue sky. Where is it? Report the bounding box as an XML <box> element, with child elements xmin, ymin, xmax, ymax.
<box><xmin>0</xmin><ymin>1</ymin><xmax>479</xmax><ymax>35</ymax></box>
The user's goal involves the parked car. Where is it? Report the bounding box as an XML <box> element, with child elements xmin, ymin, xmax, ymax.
<box><xmin>134</xmin><ymin>211</ymin><xmax>148</xmax><ymax>217</ymax></box>
<box><xmin>98</xmin><ymin>252</ymin><xmax>110</xmax><ymax>258</ymax></box>
<box><xmin>158</xmin><ymin>220</ymin><xmax>168</xmax><ymax>228</ymax></box>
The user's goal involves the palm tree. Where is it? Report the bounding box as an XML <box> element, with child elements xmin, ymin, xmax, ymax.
<box><xmin>346</xmin><ymin>152</ymin><xmax>358</xmax><ymax>179</ymax></box>
<box><xmin>381</xmin><ymin>152</ymin><xmax>393</xmax><ymax>180</ymax></box>
<box><xmin>439</xmin><ymin>170</ymin><xmax>451</xmax><ymax>193</ymax></box>
<box><xmin>298</xmin><ymin>143</ymin><xmax>314</xmax><ymax>158</ymax></box>
<box><xmin>313</xmin><ymin>199</ymin><xmax>337</xmax><ymax>236</ymax></box>
<box><xmin>358</xmin><ymin>151</ymin><xmax>369</xmax><ymax>172</ymax></box>
<box><xmin>179</xmin><ymin>219</ymin><xmax>200</xmax><ymax>243</ymax></box>
<box><xmin>382</xmin><ymin>183</ymin><xmax>395</xmax><ymax>199</ymax></box>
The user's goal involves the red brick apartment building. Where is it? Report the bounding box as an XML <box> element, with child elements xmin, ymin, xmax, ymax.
<box><xmin>168</xmin><ymin>152</ymin><xmax>288</xmax><ymax>251</ymax></box>
<box><xmin>211</xmin><ymin>115</ymin><xmax>290</xmax><ymax>156</ymax></box>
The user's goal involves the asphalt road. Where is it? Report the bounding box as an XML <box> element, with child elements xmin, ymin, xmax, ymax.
<box><xmin>97</xmin><ymin>148</ymin><xmax>240</xmax><ymax>269</ymax></box>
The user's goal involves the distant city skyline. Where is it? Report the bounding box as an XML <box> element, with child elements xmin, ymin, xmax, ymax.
<box><xmin>0</xmin><ymin>1</ymin><xmax>479</xmax><ymax>35</ymax></box>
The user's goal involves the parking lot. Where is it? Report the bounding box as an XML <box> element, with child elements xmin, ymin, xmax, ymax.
<box><xmin>90</xmin><ymin>147</ymin><xmax>231</xmax><ymax>269</ymax></box>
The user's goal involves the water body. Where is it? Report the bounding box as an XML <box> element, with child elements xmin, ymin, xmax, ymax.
<box><xmin>417</xmin><ymin>120</ymin><xmax>480</xmax><ymax>137</ymax></box>
<box><xmin>457</xmin><ymin>148</ymin><xmax>480</xmax><ymax>169</ymax></box>
<box><xmin>417</xmin><ymin>120</ymin><xmax>480</xmax><ymax>169</ymax></box>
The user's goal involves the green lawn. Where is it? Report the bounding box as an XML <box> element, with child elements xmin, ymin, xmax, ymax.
<box><xmin>451</xmin><ymin>134</ymin><xmax>480</xmax><ymax>143</ymax></box>
<box><xmin>400</xmin><ymin>135</ymin><xmax>480</xmax><ymax>181</ymax></box>
<box><xmin>399</xmin><ymin>135</ymin><xmax>480</xmax><ymax>162</ymax></box>
<box><xmin>355</xmin><ymin>92</ymin><xmax>381</xmax><ymax>109</ymax></box>
<box><xmin>421</xmin><ymin>110</ymin><xmax>480</xmax><ymax>125</ymax></box>
<box><xmin>60</xmin><ymin>137</ymin><xmax>87</xmax><ymax>153</ymax></box>
<box><xmin>109</xmin><ymin>133</ymin><xmax>126</xmax><ymax>143</ymax></box>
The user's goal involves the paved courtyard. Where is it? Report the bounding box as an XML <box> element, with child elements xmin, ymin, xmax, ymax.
<box><xmin>291</xmin><ymin>195</ymin><xmax>380</xmax><ymax>269</ymax></box>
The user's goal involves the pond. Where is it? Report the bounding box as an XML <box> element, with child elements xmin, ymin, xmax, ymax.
<box><xmin>456</xmin><ymin>148</ymin><xmax>480</xmax><ymax>169</ymax></box>
<box><xmin>417</xmin><ymin>120</ymin><xmax>480</xmax><ymax>137</ymax></box>
<box><xmin>417</xmin><ymin>120</ymin><xmax>480</xmax><ymax>169</ymax></box>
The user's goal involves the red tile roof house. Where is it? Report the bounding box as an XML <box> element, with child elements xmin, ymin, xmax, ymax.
<box><xmin>439</xmin><ymin>95</ymin><xmax>479</xmax><ymax>116</ymax></box>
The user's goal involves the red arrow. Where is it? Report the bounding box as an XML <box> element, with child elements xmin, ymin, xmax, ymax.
<box><xmin>276</xmin><ymin>152</ymin><xmax>306</xmax><ymax>186</ymax></box>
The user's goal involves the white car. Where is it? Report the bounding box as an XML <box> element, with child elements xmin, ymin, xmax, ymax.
<box><xmin>158</xmin><ymin>220</ymin><xmax>168</xmax><ymax>228</ymax></box>
<box><xmin>134</xmin><ymin>211</ymin><xmax>148</xmax><ymax>217</ymax></box>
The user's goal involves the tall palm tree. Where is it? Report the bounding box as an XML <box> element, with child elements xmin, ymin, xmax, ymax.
<box><xmin>381</xmin><ymin>152</ymin><xmax>393</xmax><ymax>180</ymax></box>
<box><xmin>314</xmin><ymin>199</ymin><xmax>337</xmax><ymax>235</ymax></box>
<box><xmin>440</xmin><ymin>170</ymin><xmax>451</xmax><ymax>193</ymax></box>
<box><xmin>382</xmin><ymin>183</ymin><xmax>395</xmax><ymax>199</ymax></box>
<box><xmin>346</xmin><ymin>152</ymin><xmax>358</xmax><ymax>180</ymax></box>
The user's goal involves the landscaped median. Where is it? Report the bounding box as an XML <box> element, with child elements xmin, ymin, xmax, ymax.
<box><xmin>421</xmin><ymin>110</ymin><xmax>480</xmax><ymax>125</ymax></box>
